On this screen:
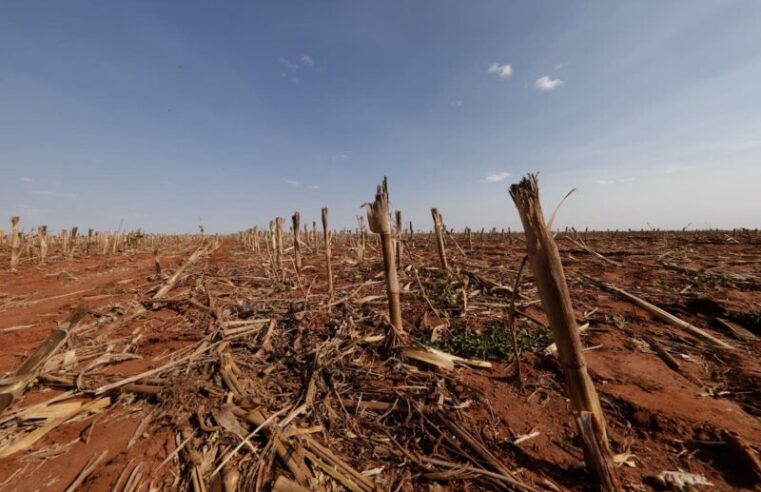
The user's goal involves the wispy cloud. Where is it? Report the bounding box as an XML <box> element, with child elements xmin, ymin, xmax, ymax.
<box><xmin>534</xmin><ymin>75</ymin><xmax>563</xmax><ymax>91</ymax></box>
<box><xmin>594</xmin><ymin>177</ymin><xmax>635</xmax><ymax>186</ymax></box>
<box><xmin>300</xmin><ymin>55</ymin><xmax>315</xmax><ymax>66</ymax></box>
<box><xmin>285</xmin><ymin>180</ymin><xmax>320</xmax><ymax>190</ymax></box>
<box><xmin>30</xmin><ymin>190</ymin><xmax>78</xmax><ymax>198</ymax></box>
<box><xmin>279</xmin><ymin>55</ymin><xmax>318</xmax><ymax>82</ymax></box>
<box><xmin>280</xmin><ymin>55</ymin><xmax>317</xmax><ymax>70</ymax></box>
<box><xmin>452</xmin><ymin>99</ymin><xmax>464</xmax><ymax>107</ymax></box>
<box><xmin>487</xmin><ymin>62</ymin><xmax>513</xmax><ymax>79</ymax></box>
<box><xmin>480</xmin><ymin>171</ymin><xmax>512</xmax><ymax>183</ymax></box>
<box><xmin>332</xmin><ymin>152</ymin><xmax>350</xmax><ymax>161</ymax></box>
<box><xmin>278</xmin><ymin>57</ymin><xmax>298</xmax><ymax>70</ymax></box>
<box><xmin>19</xmin><ymin>177</ymin><xmax>33</xmax><ymax>182</ymax></box>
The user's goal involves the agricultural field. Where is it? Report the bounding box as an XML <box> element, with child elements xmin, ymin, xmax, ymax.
<box><xmin>0</xmin><ymin>178</ymin><xmax>759</xmax><ymax>491</ymax></box>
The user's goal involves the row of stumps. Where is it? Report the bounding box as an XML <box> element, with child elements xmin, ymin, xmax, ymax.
<box><xmin>365</xmin><ymin>174</ymin><xmax>622</xmax><ymax>491</ymax></box>
<box><xmin>4</xmin><ymin>216</ymin><xmax>133</xmax><ymax>272</ymax></box>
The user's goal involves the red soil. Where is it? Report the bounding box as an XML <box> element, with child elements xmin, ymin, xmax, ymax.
<box><xmin>0</xmin><ymin>233</ymin><xmax>759</xmax><ymax>491</ymax></box>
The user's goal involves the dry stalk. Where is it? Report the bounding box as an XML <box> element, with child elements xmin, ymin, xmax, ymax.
<box><xmin>395</xmin><ymin>210</ymin><xmax>403</xmax><ymax>267</ymax></box>
<box><xmin>151</xmin><ymin>244</ymin><xmax>210</xmax><ymax>304</ymax></box>
<box><xmin>365</xmin><ymin>177</ymin><xmax>404</xmax><ymax>336</ymax></box>
<box><xmin>24</xmin><ymin>235</ymin><xmax>32</xmax><ymax>260</ymax></box>
<box><xmin>509</xmin><ymin>174</ymin><xmax>620</xmax><ymax>491</ymax></box>
<box><xmin>269</xmin><ymin>220</ymin><xmax>276</xmax><ymax>255</ymax></box>
<box><xmin>99</xmin><ymin>233</ymin><xmax>108</xmax><ymax>255</ymax></box>
<box><xmin>64</xmin><ymin>449</ymin><xmax>108</xmax><ymax>492</ymax></box>
<box><xmin>292</xmin><ymin>212</ymin><xmax>302</xmax><ymax>276</ymax></box>
<box><xmin>431</xmin><ymin>208</ymin><xmax>449</xmax><ymax>271</ymax></box>
<box><xmin>566</xmin><ymin>236</ymin><xmax>620</xmax><ymax>266</ymax></box>
<box><xmin>356</xmin><ymin>216</ymin><xmax>366</xmax><ymax>261</ymax></box>
<box><xmin>237</xmin><ymin>408</ymin><xmax>314</xmax><ymax>487</ymax></box>
<box><xmin>275</xmin><ymin>217</ymin><xmax>284</xmax><ymax>270</ymax></box>
<box><xmin>444</xmin><ymin>227</ymin><xmax>467</xmax><ymax>258</ymax></box>
<box><xmin>111</xmin><ymin>229</ymin><xmax>120</xmax><ymax>254</ymax></box>
<box><xmin>38</xmin><ymin>225</ymin><xmax>48</xmax><ymax>264</ymax></box>
<box><xmin>153</xmin><ymin>248</ymin><xmax>162</xmax><ymax>275</ymax></box>
<box><xmin>272</xmin><ymin>476</ymin><xmax>310</xmax><ymax>492</ymax></box>
<box><xmin>583</xmin><ymin>274</ymin><xmax>733</xmax><ymax>350</ymax></box>
<box><xmin>321</xmin><ymin>208</ymin><xmax>334</xmax><ymax>296</ymax></box>
<box><xmin>61</xmin><ymin>228</ymin><xmax>69</xmax><ymax>256</ymax></box>
<box><xmin>253</xmin><ymin>226</ymin><xmax>260</xmax><ymax>255</ymax></box>
<box><xmin>69</xmin><ymin>226</ymin><xmax>78</xmax><ymax>259</ymax></box>
<box><xmin>223</xmin><ymin>467</ymin><xmax>240</xmax><ymax>492</ymax></box>
<box><xmin>10</xmin><ymin>216</ymin><xmax>21</xmax><ymax>271</ymax></box>
<box><xmin>0</xmin><ymin>304</ymin><xmax>88</xmax><ymax>414</ymax></box>
<box><xmin>86</xmin><ymin>228</ymin><xmax>93</xmax><ymax>255</ymax></box>
<box><xmin>508</xmin><ymin>255</ymin><xmax>528</xmax><ymax>386</ymax></box>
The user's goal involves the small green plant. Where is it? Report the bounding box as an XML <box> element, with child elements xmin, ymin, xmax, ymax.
<box><xmin>514</xmin><ymin>322</ymin><xmax>554</xmax><ymax>354</ymax></box>
<box><xmin>424</xmin><ymin>322</ymin><xmax>553</xmax><ymax>361</ymax></box>
<box><xmin>424</xmin><ymin>276</ymin><xmax>460</xmax><ymax>310</ymax></box>
<box><xmin>440</xmin><ymin>323</ymin><xmax>511</xmax><ymax>360</ymax></box>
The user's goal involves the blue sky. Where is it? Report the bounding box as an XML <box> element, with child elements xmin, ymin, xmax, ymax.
<box><xmin>2</xmin><ymin>1</ymin><xmax>760</xmax><ymax>233</ymax></box>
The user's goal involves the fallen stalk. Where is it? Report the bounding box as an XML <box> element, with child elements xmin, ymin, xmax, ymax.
<box><xmin>0</xmin><ymin>305</ymin><xmax>88</xmax><ymax>414</ymax></box>
<box><xmin>580</xmin><ymin>274</ymin><xmax>733</xmax><ymax>350</ymax></box>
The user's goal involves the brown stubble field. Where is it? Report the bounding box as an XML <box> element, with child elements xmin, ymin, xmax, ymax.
<box><xmin>0</xmin><ymin>217</ymin><xmax>760</xmax><ymax>491</ymax></box>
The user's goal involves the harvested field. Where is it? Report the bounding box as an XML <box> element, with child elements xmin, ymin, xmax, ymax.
<box><xmin>1</xmin><ymin>208</ymin><xmax>760</xmax><ymax>491</ymax></box>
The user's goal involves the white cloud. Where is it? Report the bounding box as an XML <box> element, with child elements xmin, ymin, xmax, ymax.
<box><xmin>279</xmin><ymin>55</ymin><xmax>316</xmax><ymax>82</ymax></box>
<box><xmin>280</xmin><ymin>55</ymin><xmax>317</xmax><ymax>72</ymax></box>
<box><xmin>488</xmin><ymin>63</ymin><xmax>513</xmax><ymax>79</ymax></box>
<box><xmin>332</xmin><ymin>152</ymin><xmax>350</xmax><ymax>161</ymax></box>
<box><xmin>19</xmin><ymin>177</ymin><xmax>33</xmax><ymax>182</ymax></box>
<box><xmin>285</xmin><ymin>179</ymin><xmax>300</xmax><ymax>187</ymax></box>
<box><xmin>306</xmin><ymin>184</ymin><xmax>320</xmax><ymax>190</ymax></box>
<box><xmin>481</xmin><ymin>171</ymin><xmax>512</xmax><ymax>183</ymax></box>
<box><xmin>452</xmin><ymin>99</ymin><xmax>463</xmax><ymax>107</ymax></box>
<box><xmin>534</xmin><ymin>75</ymin><xmax>563</xmax><ymax>91</ymax></box>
